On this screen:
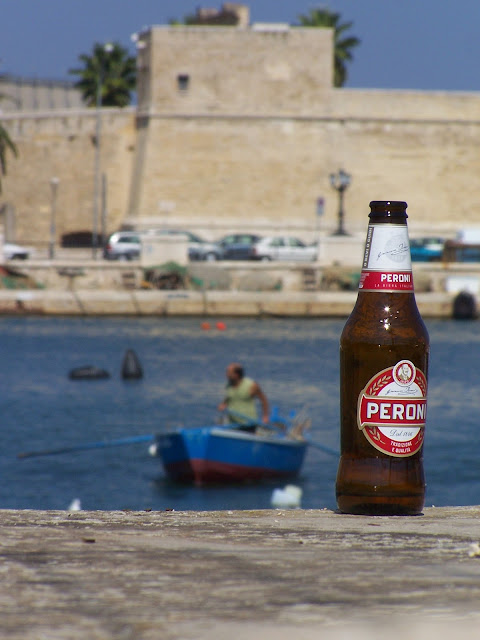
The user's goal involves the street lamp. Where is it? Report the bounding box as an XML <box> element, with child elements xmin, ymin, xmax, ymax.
<box><xmin>93</xmin><ymin>42</ymin><xmax>113</xmax><ymax>259</ymax></box>
<box><xmin>130</xmin><ymin>32</ymin><xmax>147</xmax><ymax>50</ymax></box>
<box><xmin>49</xmin><ymin>177</ymin><xmax>59</xmax><ymax>259</ymax></box>
<box><xmin>329</xmin><ymin>168</ymin><xmax>351</xmax><ymax>236</ymax></box>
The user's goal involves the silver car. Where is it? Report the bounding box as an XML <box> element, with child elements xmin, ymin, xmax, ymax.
<box><xmin>251</xmin><ymin>236</ymin><xmax>317</xmax><ymax>262</ymax></box>
<box><xmin>103</xmin><ymin>232</ymin><xmax>142</xmax><ymax>261</ymax></box>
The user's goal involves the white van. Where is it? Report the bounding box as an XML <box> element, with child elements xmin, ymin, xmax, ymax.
<box><xmin>455</xmin><ymin>228</ymin><xmax>480</xmax><ymax>245</ymax></box>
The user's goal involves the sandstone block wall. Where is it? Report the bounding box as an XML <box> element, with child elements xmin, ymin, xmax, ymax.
<box><xmin>2</xmin><ymin>109</ymin><xmax>136</xmax><ymax>246</ymax></box>
<box><xmin>0</xmin><ymin>75</ymin><xmax>84</xmax><ymax>112</ymax></box>
<box><xmin>127</xmin><ymin>107</ymin><xmax>480</xmax><ymax>240</ymax></box>
<box><xmin>128</xmin><ymin>25</ymin><xmax>480</xmax><ymax>239</ymax></box>
<box><xmin>3</xmin><ymin>24</ymin><xmax>480</xmax><ymax>248</ymax></box>
<box><xmin>138</xmin><ymin>26</ymin><xmax>333</xmax><ymax>115</ymax></box>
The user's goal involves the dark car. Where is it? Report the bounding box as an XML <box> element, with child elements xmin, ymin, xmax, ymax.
<box><xmin>216</xmin><ymin>234</ymin><xmax>262</xmax><ymax>260</ymax></box>
<box><xmin>61</xmin><ymin>231</ymin><xmax>107</xmax><ymax>248</ymax></box>
<box><xmin>442</xmin><ymin>240</ymin><xmax>480</xmax><ymax>263</ymax></box>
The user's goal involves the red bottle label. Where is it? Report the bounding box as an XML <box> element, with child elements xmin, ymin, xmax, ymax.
<box><xmin>359</xmin><ymin>224</ymin><xmax>414</xmax><ymax>292</ymax></box>
<box><xmin>357</xmin><ymin>360</ymin><xmax>427</xmax><ymax>457</ymax></box>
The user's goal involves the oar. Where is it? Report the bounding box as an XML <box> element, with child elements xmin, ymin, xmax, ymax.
<box><xmin>226</xmin><ymin>409</ymin><xmax>339</xmax><ymax>457</ymax></box>
<box><xmin>303</xmin><ymin>438</ymin><xmax>338</xmax><ymax>457</ymax></box>
<box><xmin>267</xmin><ymin>410</ymin><xmax>339</xmax><ymax>457</ymax></box>
<box><xmin>17</xmin><ymin>434</ymin><xmax>154</xmax><ymax>459</ymax></box>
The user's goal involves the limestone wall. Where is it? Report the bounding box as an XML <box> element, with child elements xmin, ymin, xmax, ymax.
<box><xmin>0</xmin><ymin>75</ymin><xmax>84</xmax><ymax>112</ymax></box>
<box><xmin>140</xmin><ymin>26</ymin><xmax>333</xmax><ymax>115</ymax></box>
<box><xmin>126</xmin><ymin>108</ymin><xmax>480</xmax><ymax>239</ymax></box>
<box><xmin>129</xmin><ymin>25</ymin><xmax>480</xmax><ymax>238</ymax></box>
<box><xmin>1</xmin><ymin>109</ymin><xmax>136</xmax><ymax>247</ymax></box>
<box><xmin>3</xmin><ymin>24</ymin><xmax>480</xmax><ymax>247</ymax></box>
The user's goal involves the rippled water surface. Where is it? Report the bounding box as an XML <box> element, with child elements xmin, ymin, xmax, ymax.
<box><xmin>0</xmin><ymin>315</ymin><xmax>478</xmax><ymax>511</ymax></box>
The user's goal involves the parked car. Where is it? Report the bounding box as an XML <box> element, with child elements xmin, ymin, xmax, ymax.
<box><xmin>441</xmin><ymin>228</ymin><xmax>480</xmax><ymax>263</ymax></box>
<box><xmin>216</xmin><ymin>234</ymin><xmax>262</xmax><ymax>260</ymax></box>
<box><xmin>410</xmin><ymin>237</ymin><xmax>445</xmax><ymax>262</ymax></box>
<box><xmin>145</xmin><ymin>229</ymin><xmax>221</xmax><ymax>261</ymax></box>
<box><xmin>61</xmin><ymin>231</ymin><xmax>107</xmax><ymax>248</ymax></box>
<box><xmin>443</xmin><ymin>240</ymin><xmax>480</xmax><ymax>263</ymax></box>
<box><xmin>103</xmin><ymin>231</ymin><xmax>142</xmax><ymax>260</ymax></box>
<box><xmin>455</xmin><ymin>228</ymin><xmax>480</xmax><ymax>245</ymax></box>
<box><xmin>3</xmin><ymin>243</ymin><xmax>30</xmax><ymax>260</ymax></box>
<box><xmin>250</xmin><ymin>236</ymin><xmax>317</xmax><ymax>262</ymax></box>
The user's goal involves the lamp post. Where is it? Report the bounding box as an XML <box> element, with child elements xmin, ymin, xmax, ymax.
<box><xmin>101</xmin><ymin>172</ymin><xmax>107</xmax><ymax>251</ymax></box>
<box><xmin>329</xmin><ymin>168</ymin><xmax>351</xmax><ymax>236</ymax></box>
<box><xmin>93</xmin><ymin>42</ymin><xmax>113</xmax><ymax>259</ymax></box>
<box><xmin>49</xmin><ymin>177</ymin><xmax>59</xmax><ymax>260</ymax></box>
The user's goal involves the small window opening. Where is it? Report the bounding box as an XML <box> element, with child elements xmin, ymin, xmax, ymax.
<box><xmin>177</xmin><ymin>74</ymin><xmax>190</xmax><ymax>91</ymax></box>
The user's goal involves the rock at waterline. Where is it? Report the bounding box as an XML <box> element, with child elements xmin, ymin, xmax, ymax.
<box><xmin>69</xmin><ymin>366</ymin><xmax>110</xmax><ymax>380</ymax></box>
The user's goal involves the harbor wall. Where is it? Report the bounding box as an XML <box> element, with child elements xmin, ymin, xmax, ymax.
<box><xmin>0</xmin><ymin>288</ymin><xmax>460</xmax><ymax>319</ymax></box>
<box><xmin>2</xmin><ymin>257</ymin><xmax>479</xmax><ymax>318</ymax></box>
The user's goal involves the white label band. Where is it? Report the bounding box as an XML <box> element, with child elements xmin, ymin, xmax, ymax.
<box><xmin>363</xmin><ymin>224</ymin><xmax>412</xmax><ymax>270</ymax></box>
<box><xmin>360</xmin><ymin>224</ymin><xmax>414</xmax><ymax>292</ymax></box>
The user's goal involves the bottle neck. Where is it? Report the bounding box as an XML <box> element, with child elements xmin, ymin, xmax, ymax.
<box><xmin>359</xmin><ymin>222</ymin><xmax>414</xmax><ymax>293</ymax></box>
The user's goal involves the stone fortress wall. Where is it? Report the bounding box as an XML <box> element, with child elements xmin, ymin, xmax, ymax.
<box><xmin>2</xmin><ymin>20</ymin><xmax>480</xmax><ymax>249</ymax></box>
<box><xmin>1</xmin><ymin>108</ymin><xmax>136</xmax><ymax>247</ymax></box>
<box><xmin>0</xmin><ymin>74</ymin><xmax>84</xmax><ymax>112</ymax></box>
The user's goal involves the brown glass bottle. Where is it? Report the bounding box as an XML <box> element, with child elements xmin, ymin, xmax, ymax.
<box><xmin>336</xmin><ymin>201</ymin><xmax>429</xmax><ymax>515</ymax></box>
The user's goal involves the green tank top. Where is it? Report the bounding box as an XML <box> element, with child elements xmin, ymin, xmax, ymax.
<box><xmin>226</xmin><ymin>377</ymin><xmax>257</xmax><ymax>422</ymax></box>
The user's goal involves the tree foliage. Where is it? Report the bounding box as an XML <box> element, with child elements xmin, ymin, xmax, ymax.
<box><xmin>69</xmin><ymin>42</ymin><xmax>136</xmax><ymax>107</ymax></box>
<box><xmin>297</xmin><ymin>8</ymin><xmax>360</xmax><ymax>87</ymax></box>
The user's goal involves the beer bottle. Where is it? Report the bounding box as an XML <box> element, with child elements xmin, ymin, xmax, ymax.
<box><xmin>336</xmin><ymin>201</ymin><xmax>429</xmax><ymax>515</ymax></box>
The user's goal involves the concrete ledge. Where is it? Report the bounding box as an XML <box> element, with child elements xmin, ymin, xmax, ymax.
<box><xmin>1</xmin><ymin>507</ymin><xmax>480</xmax><ymax>639</ymax></box>
<box><xmin>0</xmin><ymin>289</ymin><xmax>461</xmax><ymax>318</ymax></box>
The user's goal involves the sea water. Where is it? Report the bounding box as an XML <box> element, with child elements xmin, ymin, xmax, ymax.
<box><xmin>0</xmin><ymin>315</ymin><xmax>478</xmax><ymax>511</ymax></box>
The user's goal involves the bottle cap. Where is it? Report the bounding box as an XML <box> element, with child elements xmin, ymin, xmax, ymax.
<box><xmin>369</xmin><ymin>201</ymin><xmax>408</xmax><ymax>219</ymax></box>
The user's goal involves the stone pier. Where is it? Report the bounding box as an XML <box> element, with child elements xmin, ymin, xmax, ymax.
<box><xmin>1</xmin><ymin>507</ymin><xmax>480</xmax><ymax>639</ymax></box>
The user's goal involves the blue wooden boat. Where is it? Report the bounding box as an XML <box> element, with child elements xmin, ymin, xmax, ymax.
<box><xmin>153</xmin><ymin>423</ymin><xmax>308</xmax><ymax>485</ymax></box>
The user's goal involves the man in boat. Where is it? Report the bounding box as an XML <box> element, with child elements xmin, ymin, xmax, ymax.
<box><xmin>218</xmin><ymin>362</ymin><xmax>270</xmax><ymax>426</ymax></box>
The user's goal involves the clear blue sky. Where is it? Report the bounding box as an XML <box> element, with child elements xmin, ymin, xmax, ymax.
<box><xmin>1</xmin><ymin>0</ymin><xmax>479</xmax><ymax>92</ymax></box>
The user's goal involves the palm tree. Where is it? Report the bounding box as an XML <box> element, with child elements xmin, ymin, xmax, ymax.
<box><xmin>297</xmin><ymin>8</ymin><xmax>360</xmax><ymax>87</ymax></box>
<box><xmin>0</xmin><ymin>99</ymin><xmax>18</xmax><ymax>194</ymax></box>
<box><xmin>69</xmin><ymin>42</ymin><xmax>136</xmax><ymax>107</ymax></box>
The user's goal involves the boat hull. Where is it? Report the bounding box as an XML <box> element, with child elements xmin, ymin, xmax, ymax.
<box><xmin>155</xmin><ymin>426</ymin><xmax>307</xmax><ymax>485</ymax></box>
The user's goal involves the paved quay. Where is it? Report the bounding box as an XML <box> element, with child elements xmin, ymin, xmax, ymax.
<box><xmin>1</xmin><ymin>507</ymin><xmax>480</xmax><ymax>639</ymax></box>
<box><xmin>2</xmin><ymin>255</ymin><xmax>479</xmax><ymax>317</ymax></box>
<box><xmin>0</xmin><ymin>289</ymin><xmax>461</xmax><ymax>318</ymax></box>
